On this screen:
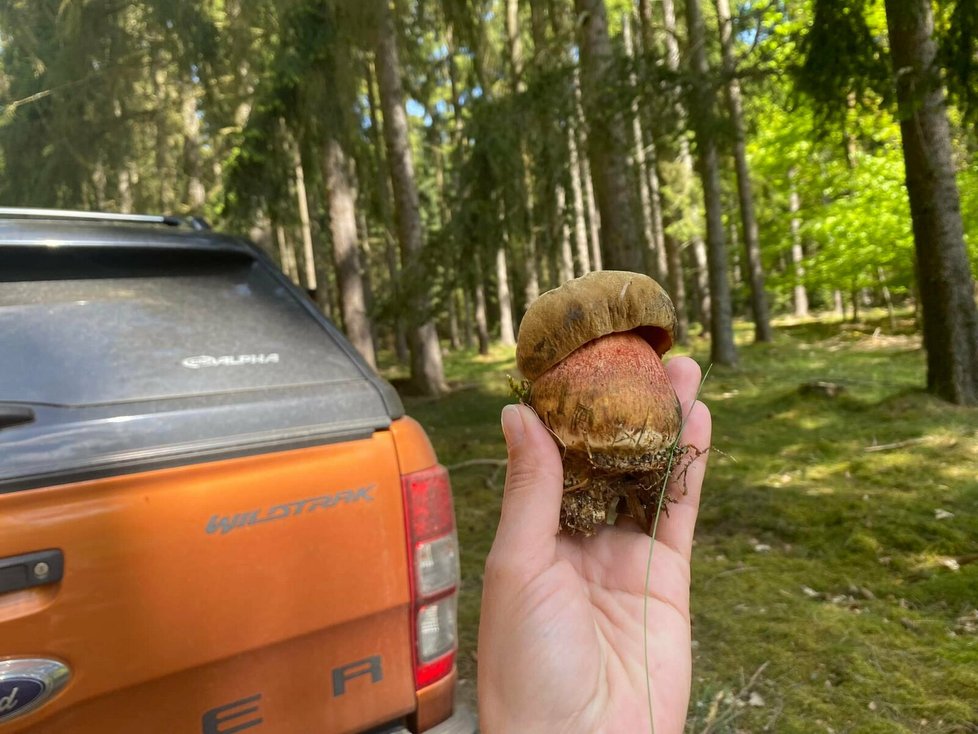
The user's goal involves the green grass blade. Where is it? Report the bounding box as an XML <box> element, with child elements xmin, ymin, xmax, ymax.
<box><xmin>645</xmin><ymin>364</ymin><xmax>713</xmax><ymax>734</ymax></box>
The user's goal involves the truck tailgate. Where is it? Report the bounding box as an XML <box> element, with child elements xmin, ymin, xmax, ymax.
<box><xmin>0</xmin><ymin>430</ymin><xmax>415</xmax><ymax>733</ymax></box>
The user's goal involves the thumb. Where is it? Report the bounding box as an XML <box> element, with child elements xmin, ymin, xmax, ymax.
<box><xmin>493</xmin><ymin>404</ymin><xmax>565</xmax><ymax>559</ymax></box>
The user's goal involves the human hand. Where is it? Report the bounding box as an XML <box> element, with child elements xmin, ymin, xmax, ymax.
<box><xmin>477</xmin><ymin>356</ymin><xmax>711</xmax><ymax>734</ymax></box>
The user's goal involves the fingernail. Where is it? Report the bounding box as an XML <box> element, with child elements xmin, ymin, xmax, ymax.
<box><xmin>501</xmin><ymin>404</ymin><xmax>525</xmax><ymax>449</ymax></box>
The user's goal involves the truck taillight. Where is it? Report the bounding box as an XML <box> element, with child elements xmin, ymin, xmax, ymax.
<box><xmin>402</xmin><ymin>465</ymin><xmax>459</xmax><ymax>689</ymax></box>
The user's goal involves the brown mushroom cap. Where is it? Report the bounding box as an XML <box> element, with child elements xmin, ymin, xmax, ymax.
<box><xmin>516</xmin><ymin>270</ymin><xmax>677</xmax><ymax>381</ymax></box>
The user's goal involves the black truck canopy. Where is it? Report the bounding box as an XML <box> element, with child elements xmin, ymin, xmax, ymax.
<box><xmin>0</xmin><ymin>216</ymin><xmax>403</xmax><ymax>492</ymax></box>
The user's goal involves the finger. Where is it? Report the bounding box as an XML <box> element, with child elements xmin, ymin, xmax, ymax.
<box><xmin>666</xmin><ymin>356</ymin><xmax>703</xmax><ymax>418</ymax></box>
<box><xmin>655</xmin><ymin>399</ymin><xmax>711</xmax><ymax>562</ymax></box>
<box><xmin>492</xmin><ymin>404</ymin><xmax>564</xmax><ymax>565</ymax></box>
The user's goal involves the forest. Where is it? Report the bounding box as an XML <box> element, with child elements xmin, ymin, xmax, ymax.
<box><xmin>3</xmin><ymin>0</ymin><xmax>978</xmax><ymax>729</ymax></box>
<box><xmin>2</xmin><ymin>0</ymin><xmax>977</xmax><ymax>403</ymax></box>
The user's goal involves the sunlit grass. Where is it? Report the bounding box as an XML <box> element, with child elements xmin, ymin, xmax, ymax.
<box><xmin>386</xmin><ymin>315</ymin><xmax>978</xmax><ymax>731</ymax></box>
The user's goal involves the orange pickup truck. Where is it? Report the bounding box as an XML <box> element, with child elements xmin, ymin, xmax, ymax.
<box><xmin>0</xmin><ymin>209</ymin><xmax>476</xmax><ymax>734</ymax></box>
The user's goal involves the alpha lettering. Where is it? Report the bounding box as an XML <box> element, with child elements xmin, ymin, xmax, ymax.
<box><xmin>182</xmin><ymin>354</ymin><xmax>280</xmax><ymax>370</ymax></box>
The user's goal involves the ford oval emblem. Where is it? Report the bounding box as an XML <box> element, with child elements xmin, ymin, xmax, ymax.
<box><xmin>0</xmin><ymin>659</ymin><xmax>70</xmax><ymax>723</ymax></box>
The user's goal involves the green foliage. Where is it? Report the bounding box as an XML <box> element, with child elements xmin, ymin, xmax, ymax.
<box><xmin>220</xmin><ymin>0</ymin><xmax>341</xmax><ymax>225</ymax></box>
<box><xmin>1</xmin><ymin>0</ymin><xmax>977</xmax><ymax>380</ymax></box>
<box><xmin>795</xmin><ymin>0</ymin><xmax>891</xmax><ymax>130</ymax></box>
<box><xmin>0</xmin><ymin>1</ymin><xmax>227</xmax><ymax>213</ymax></box>
<box><xmin>802</xmin><ymin>143</ymin><xmax>914</xmax><ymax>293</ymax></box>
<box><xmin>744</xmin><ymin>0</ymin><xmax>978</xmax><ymax>315</ymax></box>
<box><xmin>750</xmin><ymin>88</ymin><xmax>915</xmax><ymax>302</ymax></box>
<box><xmin>940</xmin><ymin>0</ymin><xmax>978</xmax><ymax>127</ymax></box>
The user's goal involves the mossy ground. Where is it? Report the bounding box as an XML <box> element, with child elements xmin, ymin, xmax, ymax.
<box><xmin>383</xmin><ymin>311</ymin><xmax>978</xmax><ymax>733</ymax></box>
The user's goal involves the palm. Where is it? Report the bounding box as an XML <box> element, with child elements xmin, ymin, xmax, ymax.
<box><xmin>478</xmin><ymin>357</ymin><xmax>709</xmax><ymax>734</ymax></box>
<box><xmin>487</xmin><ymin>530</ymin><xmax>692</xmax><ymax>733</ymax></box>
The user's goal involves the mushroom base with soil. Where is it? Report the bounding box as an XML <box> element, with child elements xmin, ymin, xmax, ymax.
<box><xmin>558</xmin><ymin>444</ymin><xmax>687</xmax><ymax>535</ymax></box>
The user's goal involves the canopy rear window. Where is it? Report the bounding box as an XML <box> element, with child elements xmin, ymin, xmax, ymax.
<box><xmin>0</xmin><ymin>247</ymin><xmax>363</xmax><ymax>407</ymax></box>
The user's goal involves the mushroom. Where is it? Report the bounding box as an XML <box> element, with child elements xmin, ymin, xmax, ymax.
<box><xmin>516</xmin><ymin>270</ymin><xmax>685</xmax><ymax>534</ymax></box>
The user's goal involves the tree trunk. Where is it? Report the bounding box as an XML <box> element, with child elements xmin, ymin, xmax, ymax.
<box><xmin>546</xmin><ymin>246</ymin><xmax>560</xmax><ymax>292</ymax></box>
<box><xmin>788</xmin><ymin>168</ymin><xmax>810</xmax><ymax>318</ymax></box>
<box><xmin>290</xmin><ymin>136</ymin><xmax>320</xmax><ymax>304</ymax></box>
<box><xmin>715</xmin><ymin>0</ymin><xmax>772</xmax><ymax>342</ymax></box>
<box><xmin>444</xmin><ymin>30</ymin><xmax>477</xmax><ymax>355</ymax></box>
<box><xmin>728</xmin><ymin>212</ymin><xmax>742</xmax><ymax>287</ymax></box>
<box><xmin>630</xmin><ymin>15</ymin><xmax>674</xmax><ymax>298</ymax></box>
<box><xmin>90</xmin><ymin>164</ymin><xmax>107</xmax><ymax>211</ymax></box>
<box><xmin>685</xmin><ymin>0</ymin><xmax>737</xmax><ymax>365</ymax></box>
<box><xmin>445</xmin><ymin>28</ymin><xmax>483</xmax><ymax>356</ymax></box>
<box><xmin>467</xmin><ymin>25</ymin><xmax>525</xmax><ymax>332</ymax></box>
<box><xmin>574</xmin><ymin>0</ymin><xmax>643</xmax><ymax>272</ymax></box>
<box><xmin>636</xmin><ymin>0</ymin><xmax>655</xmax><ymax>52</ymax></box>
<box><xmin>117</xmin><ymin>165</ymin><xmax>135</xmax><ymax>214</ymax></box>
<box><xmin>665</xmin><ymin>234</ymin><xmax>689</xmax><ymax>344</ymax></box>
<box><xmin>556</xmin><ymin>184</ymin><xmax>575</xmax><ymax>283</ymax></box>
<box><xmin>644</xmin><ymin>143</ymin><xmax>670</xmax><ymax>282</ymax></box>
<box><xmin>365</xmin><ymin>59</ymin><xmax>409</xmax><ymax>364</ymax></box>
<box><xmin>633</xmin><ymin>2</ymin><xmax>688</xmax><ymax>340</ymax></box>
<box><xmin>355</xmin><ymin>209</ymin><xmax>379</xmax><ymax>357</ymax></box>
<box><xmin>474</xmin><ymin>252</ymin><xmax>491</xmax><ymax>355</ymax></box>
<box><xmin>447</xmin><ymin>292</ymin><xmax>461</xmax><ymax>350</ymax></box>
<box><xmin>322</xmin><ymin>138</ymin><xmax>377</xmax><ymax>369</ymax></box>
<box><xmin>507</xmin><ymin>0</ymin><xmax>541</xmax><ymax>309</ymax></box>
<box><xmin>581</xmin><ymin>149</ymin><xmax>604</xmax><ymax>272</ymax></box>
<box><xmin>275</xmin><ymin>222</ymin><xmax>300</xmax><ymax>284</ymax></box>
<box><xmin>884</xmin><ymin>0</ymin><xmax>978</xmax><ymax>404</ymax></box>
<box><xmin>152</xmin><ymin>61</ymin><xmax>175</xmax><ymax>212</ymax></box>
<box><xmin>662</xmin><ymin>0</ymin><xmax>709</xmax><ymax>335</ymax></box>
<box><xmin>181</xmin><ymin>82</ymin><xmax>207</xmax><ymax>211</ymax></box>
<box><xmin>461</xmin><ymin>289</ymin><xmax>475</xmax><ymax>350</ymax></box>
<box><xmin>496</xmin><ymin>245</ymin><xmax>517</xmax><ymax>346</ymax></box>
<box><xmin>545</xmin><ymin>1</ymin><xmax>591</xmax><ymax>279</ymax></box>
<box><xmin>878</xmin><ymin>267</ymin><xmax>897</xmax><ymax>333</ymax></box>
<box><xmin>689</xmin><ymin>236</ymin><xmax>712</xmax><ymax>334</ymax></box>
<box><xmin>623</xmin><ymin>13</ymin><xmax>668</xmax><ymax>283</ymax></box>
<box><xmin>567</xmin><ymin>133</ymin><xmax>592</xmax><ymax>276</ymax></box>
<box><xmin>570</xmin><ymin>68</ymin><xmax>604</xmax><ymax>272</ymax></box>
<box><xmin>430</xmin><ymin>144</ymin><xmax>461</xmax><ymax>353</ymax></box>
<box><xmin>374</xmin><ymin>0</ymin><xmax>448</xmax><ymax>396</ymax></box>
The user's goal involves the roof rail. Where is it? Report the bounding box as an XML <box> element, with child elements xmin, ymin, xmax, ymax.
<box><xmin>0</xmin><ymin>208</ymin><xmax>210</xmax><ymax>230</ymax></box>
